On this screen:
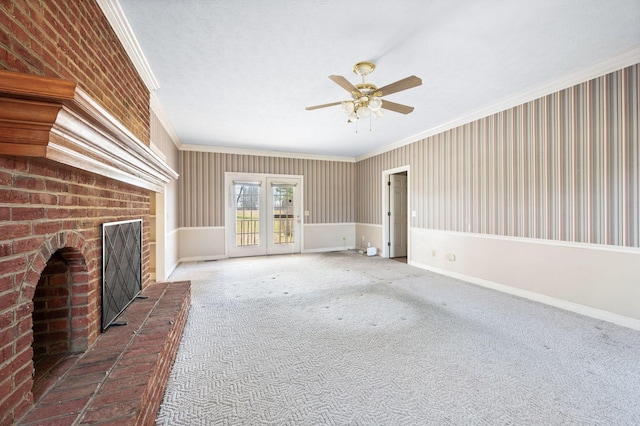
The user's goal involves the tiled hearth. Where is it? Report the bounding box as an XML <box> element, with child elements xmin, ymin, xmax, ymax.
<box><xmin>18</xmin><ymin>280</ymin><xmax>190</xmax><ymax>425</ymax></box>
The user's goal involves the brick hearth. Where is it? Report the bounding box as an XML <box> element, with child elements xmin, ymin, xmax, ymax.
<box><xmin>18</xmin><ymin>280</ymin><xmax>190</xmax><ymax>425</ymax></box>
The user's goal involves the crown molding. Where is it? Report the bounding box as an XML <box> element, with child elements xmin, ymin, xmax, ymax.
<box><xmin>180</xmin><ymin>144</ymin><xmax>356</xmax><ymax>163</ymax></box>
<box><xmin>97</xmin><ymin>0</ymin><xmax>160</xmax><ymax>92</ymax></box>
<box><xmin>0</xmin><ymin>70</ymin><xmax>178</xmax><ymax>192</ymax></box>
<box><xmin>358</xmin><ymin>45</ymin><xmax>640</xmax><ymax>162</ymax></box>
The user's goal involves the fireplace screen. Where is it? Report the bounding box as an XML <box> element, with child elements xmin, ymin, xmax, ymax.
<box><xmin>102</xmin><ymin>219</ymin><xmax>142</xmax><ymax>331</ymax></box>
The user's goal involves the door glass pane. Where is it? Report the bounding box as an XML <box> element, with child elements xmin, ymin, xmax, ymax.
<box><xmin>234</xmin><ymin>183</ymin><xmax>260</xmax><ymax>246</ymax></box>
<box><xmin>272</xmin><ymin>185</ymin><xmax>294</xmax><ymax>244</ymax></box>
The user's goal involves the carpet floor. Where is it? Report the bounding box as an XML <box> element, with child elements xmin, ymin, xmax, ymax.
<box><xmin>156</xmin><ymin>251</ymin><xmax>640</xmax><ymax>425</ymax></box>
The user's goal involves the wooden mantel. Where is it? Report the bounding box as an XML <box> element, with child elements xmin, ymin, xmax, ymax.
<box><xmin>0</xmin><ymin>70</ymin><xmax>178</xmax><ymax>192</ymax></box>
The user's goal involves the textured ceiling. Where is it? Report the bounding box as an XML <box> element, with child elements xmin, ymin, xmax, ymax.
<box><xmin>118</xmin><ymin>0</ymin><xmax>640</xmax><ymax>159</ymax></box>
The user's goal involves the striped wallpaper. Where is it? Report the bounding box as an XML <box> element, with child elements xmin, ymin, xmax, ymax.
<box><xmin>179</xmin><ymin>152</ymin><xmax>355</xmax><ymax>227</ymax></box>
<box><xmin>150</xmin><ymin>111</ymin><xmax>177</xmax><ymax>164</ymax></box>
<box><xmin>356</xmin><ymin>64</ymin><xmax>639</xmax><ymax>248</ymax></box>
<box><xmin>150</xmin><ymin>110</ymin><xmax>180</xmax><ymax>232</ymax></box>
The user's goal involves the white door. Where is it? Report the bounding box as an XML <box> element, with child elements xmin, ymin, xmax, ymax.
<box><xmin>227</xmin><ymin>174</ymin><xmax>302</xmax><ymax>258</ymax></box>
<box><xmin>267</xmin><ymin>178</ymin><xmax>301</xmax><ymax>255</ymax></box>
<box><xmin>228</xmin><ymin>180</ymin><xmax>266</xmax><ymax>258</ymax></box>
<box><xmin>390</xmin><ymin>174</ymin><xmax>407</xmax><ymax>257</ymax></box>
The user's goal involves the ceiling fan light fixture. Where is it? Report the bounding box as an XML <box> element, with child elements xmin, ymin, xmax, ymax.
<box><xmin>342</xmin><ymin>101</ymin><xmax>355</xmax><ymax>114</ymax></box>
<box><xmin>369</xmin><ymin>96</ymin><xmax>382</xmax><ymax>110</ymax></box>
<box><xmin>357</xmin><ymin>106</ymin><xmax>371</xmax><ymax>119</ymax></box>
<box><xmin>306</xmin><ymin>61</ymin><xmax>422</xmax><ymax>130</ymax></box>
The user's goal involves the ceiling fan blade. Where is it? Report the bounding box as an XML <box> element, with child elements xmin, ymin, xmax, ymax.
<box><xmin>377</xmin><ymin>75</ymin><xmax>422</xmax><ymax>96</ymax></box>
<box><xmin>381</xmin><ymin>100</ymin><xmax>414</xmax><ymax>114</ymax></box>
<box><xmin>329</xmin><ymin>75</ymin><xmax>362</xmax><ymax>96</ymax></box>
<box><xmin>305</xmin><ymin>101</ymin><xmax>342</xmax><ymax>111</ymax></box>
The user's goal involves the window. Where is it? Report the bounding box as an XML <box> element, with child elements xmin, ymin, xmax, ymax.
<box><xmin>272</xmin><ymin>184</ymin><xmax>295</xmax><ymax>244</ymax></box>
<box><xmin>234</xmin><ymin>183</ymin><xmax>260</xmax><ymax>246</ymax></box>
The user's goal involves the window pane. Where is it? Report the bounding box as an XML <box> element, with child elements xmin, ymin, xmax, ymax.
<box><xmin>272</xmin><ymin>185</ymin><xmax>294</xmax><ymax>245</ymax></box>
<box><xmin>235</xmin><ymin>184</ymin><xmax>260</xmax><ymax>246</ymax></box>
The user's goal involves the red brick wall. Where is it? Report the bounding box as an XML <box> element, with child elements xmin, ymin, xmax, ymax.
<box><xmin>32</xmin><ymin>251</ymin><xmax>73</xmax><ymax>358</ymax></box>
<box><xmin>0</xmin><ymin>2</ymin><xmax>155</xmax><ymax>423</ymax></box>
<box><xmin>32</xmin><ymin>246</ymin><xmax>93</xmax><ymax>360</ymax></box>
<box><xmin>0</xmin><ymin>0</ymin><xmax>150</xmax><ymax>144</ymax></box>
<box><xmin>0</xmin><ymin>156</ymin><xmax>151</xmax><ymax>423</ymax></box>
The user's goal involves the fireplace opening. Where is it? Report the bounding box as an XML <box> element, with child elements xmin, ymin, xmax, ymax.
<box><xmin>30</xmin><ymin>247</ymin><xmax>89</xmax><ymax>401</ymax></box>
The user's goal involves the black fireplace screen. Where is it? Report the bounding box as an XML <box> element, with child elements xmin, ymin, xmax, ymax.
<box><xmin>102</xmin><ymin>219</ymin><xmax>142</xmax><ymax>331</ymax></box>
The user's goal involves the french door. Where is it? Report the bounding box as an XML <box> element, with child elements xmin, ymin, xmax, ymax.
<box><xmin>226</xmin><ymin>173</ymin><xmax>302</xmax><ymax>258</ymax></box>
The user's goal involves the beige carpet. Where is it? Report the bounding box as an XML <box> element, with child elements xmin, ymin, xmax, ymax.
<box><xmin>157</xmin><ymin>251</ymin><xmax>640</xmax><ymax>425</ymax></box>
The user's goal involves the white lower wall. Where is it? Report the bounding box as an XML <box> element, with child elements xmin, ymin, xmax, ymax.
<box><xmin>410</xmin><ymin>227</ymin><xmax>640</xmax><ymax>329</ymax></box>
<box><xmin>303</xmin><ymin>223</ymin><xmax>355</xmax><ymax>252</ymax></box>
<box><xmin>177</xmin><ymin>223</ymin><xmax>358</xmax><ymax>261</ymax></box>
<box><xmin>178</xmin><ymin>227</ymin><xmax>226</xmax><ymax>261</ymax></box>
<box><xmin>355</xmin><ymin>223</ymin><xmax>383</xmax><ymax>253</ymax></box>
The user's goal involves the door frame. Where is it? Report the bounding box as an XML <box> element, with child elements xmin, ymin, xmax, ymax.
<box><xmin>225</xmin><ymin>172</ymin><xmax>304</xmax><ymax>258</ymax></box>
<box><xmin>381</xmin><ymin>165</ymin><xmax>410</xmax><ymax>259</ymax></box>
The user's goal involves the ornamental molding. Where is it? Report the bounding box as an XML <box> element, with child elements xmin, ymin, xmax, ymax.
<box><xmin>0</xmin><ymin>70</ymin><xmax>177</xmax><ymax>192</ymax></box>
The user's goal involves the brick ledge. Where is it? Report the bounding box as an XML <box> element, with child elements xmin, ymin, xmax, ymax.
<box><xmin>19</xmin><ymin>280</ymin><xmax>191</xmax><ymax>425</ymax></box>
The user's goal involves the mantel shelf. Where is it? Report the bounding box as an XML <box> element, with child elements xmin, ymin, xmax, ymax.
<box><xmin>0</xmin><ymin>70</ymin><xmax>178</xmax><ymax>192</ymax></box>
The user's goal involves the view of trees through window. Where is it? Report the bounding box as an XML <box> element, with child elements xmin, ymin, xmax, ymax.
<box><xmin>272</xmin><ymin>185</ymin><xmax>294</xmax><ymax>244</ymax></box>
<box><xmin>235</xmin><ymin>183</ymin><xmax>260</xmax><ymax>246</ymax></box>
<box><xmin>234</xmin><ymin>184</ymin><xmax>295</xmax><ymax>246</ymax></box>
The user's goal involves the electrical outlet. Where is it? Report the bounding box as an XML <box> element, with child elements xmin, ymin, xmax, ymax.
<box><xmin>447</xmin><ymin>253</ymin><xmax>456</xmax><ymax>261</ymax></box>
<box><xmin>431</xmin><ymin>250</ymin><xmax>436</xmax><ymax>257</ymax></box>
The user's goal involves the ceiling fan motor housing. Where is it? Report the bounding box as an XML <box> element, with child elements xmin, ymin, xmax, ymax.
<box><xmin>352</xmin><ymin>84</ymin><xmax>381</xmax><ymax>98</ymax></box>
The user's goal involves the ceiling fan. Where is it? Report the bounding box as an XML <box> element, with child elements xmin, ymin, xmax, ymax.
<box><xmin>306</xmin><ymin>61</ymin><xmax>422</xmax><ymax>122</ymax></box>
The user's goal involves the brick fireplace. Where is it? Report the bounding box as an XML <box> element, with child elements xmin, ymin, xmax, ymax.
<box><xmin>1</xmin><ymin>3</ymin><xmax>186</xmax><ymax>422</ymax></box>
<box><xmin>0</xmin><ymin>70</ymin><xmax>178</xmax><ymax>424</ymax></box>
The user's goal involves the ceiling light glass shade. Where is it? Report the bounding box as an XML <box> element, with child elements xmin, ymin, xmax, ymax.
<box><xmin>347</xmin><ymin>112</ymin><xmax>358</xmax><ymax>122</ymax></box>
<box><xmin>342</xmin><ymin>101</ymin><xmax>355</xmax><ymax>114</ymax></box>
<box><xmin>357</xmin><ymin>106</ymin><xmax>371</xmax><ymax>119</ymax></box>
<box><xmin>369</xmin><ymin>96</ymin><xmax>382</xmax><ymax>110</ymax></box>
<box><xmin>374</xmin><ymin>109</ymin><xmax>384</xmax><ymax>119</ymax></box>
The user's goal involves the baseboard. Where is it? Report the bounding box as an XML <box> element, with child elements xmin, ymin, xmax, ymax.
<box><xmin>302</xmin><ymin>246</ymin><xmax>354</xmax><ymax>253</ymax></box>
<box><xmin>409</xmin><ymin>260</ymin><xmax>640</xmax><ymax>331</ymax></box>
<box><xmin>166</xmin><ymin>260</ymin><xmax>180</xmax><ymax>280</ymax></box>
<box><xmin>179</xmin><ymin>254</ymin><xmax>228</xmax><ymax>263</ymax></box>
